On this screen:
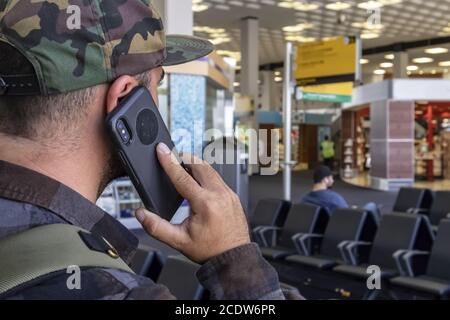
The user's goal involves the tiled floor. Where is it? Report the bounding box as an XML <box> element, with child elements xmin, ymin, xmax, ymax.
<box><xmin>344</xmin><ymin>172</ymin><xmax>450</xmax><ymax>191</ymax></box>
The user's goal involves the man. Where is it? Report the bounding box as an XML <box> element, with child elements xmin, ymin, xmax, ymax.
<box><xmin>301</xmin><ymin>166</ymin><xmax>348</xmax><ymax>213</ymax></box>
<box><xmin>0</xmin><ymin>1</ymin><xmax>301</xmax><ymax>300</ymax></box>
<box><xmin>301</xmin><ymin>166</ymin><xmax>380</xmax><ymax>220</ymax></box>
<box><xmin>320</xmin><ymin>135</ymin><xmax>335</xmax><ymax>171</ymax></box>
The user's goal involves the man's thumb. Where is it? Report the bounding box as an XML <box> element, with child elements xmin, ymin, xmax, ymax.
<box><xmin>135</xmin><ymin>208</ymin><xmax>187</xmax><ymax>250</ymax></box>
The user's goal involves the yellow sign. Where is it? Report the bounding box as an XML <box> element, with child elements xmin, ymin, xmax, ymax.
<box><xmin>295</xmin><ymin>36</ymin><xmax>356</xmax><ymax>86</ymax></box>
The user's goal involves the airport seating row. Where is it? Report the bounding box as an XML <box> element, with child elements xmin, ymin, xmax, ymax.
<box><xmin>250</xmin><ymin>191</ymin><xmax>450</xmax><ymax>300</ymax></box>
<box><xmin>393</xmin><ymin>188</ymin><xmax>450</xmax><ymax>229</ymax></box>
<box><xmin>130</xmin><ymin>187</ymin><xmax>450</xmax><ymax>300</ymax></box>
<box><xmin>130</xmin><ymin>245</ymin><xmax>206</xmax><ymax>300</ymax></box>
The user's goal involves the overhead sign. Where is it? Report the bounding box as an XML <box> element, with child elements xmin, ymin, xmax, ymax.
<box><xmin>296</xmin><ymin>82</ymin><xmax>353</xmax><ymax>103</ymax></box>
<box><xmin>295</xmin><ymin>36</ymin><xmax>357</xmax><ymax>87</ymax></box>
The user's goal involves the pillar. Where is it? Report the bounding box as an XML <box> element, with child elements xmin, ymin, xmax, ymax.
<box><xmin>370</xmin><ymin>100</ymin><xmax>415</xmax><ymax>191</ymax></box>
<box><xmin>393</xmin><ymin>51</ymin><xmax>408</xmax><ymax>79</ymax></box>
<box><xmin>240</xmin><ymin>17</ymin><xmax>260</xmax><ymax>174</ymax></box>
<box><xmin>260</xmin><ymin>70</ymin><xmax>272</xmax><ymax>111</ymax></box>
<box><xmin>240</xmin><ymin>17</ymin><xmax>259</xmax><ymax>104</ymax></box>
<box><xmin>153</xmin><ymin>0</ymin><xmax>193</xmax><ymax>35</ymax></box>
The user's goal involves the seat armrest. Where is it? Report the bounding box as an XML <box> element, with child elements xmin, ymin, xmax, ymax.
<box><xmin>407</xmin><ymin>208</ymin><xmax>428</xmax><ymax>215</ymax></box>
<box><xmin>252</xmin><ymin>226</ymin><xmax>266</xmax><ymax>246</ymax></box>
<box><xmin>338</xmin><ymin>241</ymin><xmax>372</xmax><ymax>266</ymax></box>
<box><xmin>257</xmin><ymin>226</ymin><xmax>282</xmax><ymax>247</ymax></box>
<box><xmin>394</xmin><ymin>250</ymin><xmax>430</xmax><ymax>277</ymax></box>
<box><xmin>292</xmin><ymin>233</ymin><xmax>323</xmax><ymax>257</ymax></box>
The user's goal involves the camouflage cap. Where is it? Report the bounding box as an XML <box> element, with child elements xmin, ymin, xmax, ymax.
<box><xmin>0</xmin><ymin>0</ymin><xmax>214</xmax><ymax>95</ymax></box>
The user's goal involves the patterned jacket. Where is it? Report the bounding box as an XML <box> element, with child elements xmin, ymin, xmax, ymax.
<box><xmin>0</xmin><ymin>160</ymin><xmax>303</xmax><ymax>300</ymax></box>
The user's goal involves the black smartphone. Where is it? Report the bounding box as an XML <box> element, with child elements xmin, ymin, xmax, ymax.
<box><xmin>106</xmin><ymin>86</ymin><xmax>183</xmax><ymax>221</ymax></box>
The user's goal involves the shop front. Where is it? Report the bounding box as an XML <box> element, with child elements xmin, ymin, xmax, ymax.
<box><xmin>342</xmin><ymin>79</ymin><xmax>450</xmax><ymax>191</ymax></box>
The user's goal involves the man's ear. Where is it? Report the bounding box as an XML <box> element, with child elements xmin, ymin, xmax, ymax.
<box><xmin>105</xmin><ymin>75</ymin><xmax>139</xmax><ymax>114</ymax></box>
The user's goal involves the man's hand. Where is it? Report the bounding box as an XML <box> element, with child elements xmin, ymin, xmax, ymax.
<box><xmin>135</xmin><ymin>143</ymin><xmax>251</xmax><ymax>263</ymax></box>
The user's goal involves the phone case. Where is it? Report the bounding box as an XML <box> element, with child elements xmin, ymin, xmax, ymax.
<box><xmin>106</xmin><ymin>86</ymin><xmax>183</xmax><ymax>220</ymax></box>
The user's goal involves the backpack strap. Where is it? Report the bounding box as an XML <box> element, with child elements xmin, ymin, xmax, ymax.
<box><xmin>0</xmin><ymin>224</ymin><xmax>134</xmax><ymax>296</ymax></box>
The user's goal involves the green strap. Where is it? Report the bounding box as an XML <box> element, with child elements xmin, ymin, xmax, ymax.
<box><xmin>0</xmin><ymin>224</ymin><xmax>134</xmax><ymax>295</ymax></box>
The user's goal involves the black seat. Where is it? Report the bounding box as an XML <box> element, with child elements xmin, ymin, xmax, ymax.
<box><xmin>428</xmin><ymin>191</ymin><xmax>450</xmax><ymax>227</ymax></box>
<box><xmin>285</xmin><ymin>208</ymin><xmax>378</xmax><ymax>270</ymax></box>
<box><xmin>393</xmin><ymin>187</ymin><xmax>434</xmax><ymax>214</ymax></box>
<box><xmin>260</xmin><ymin>204</ymin><xmax>329</xmax><ymax>260</ymax></box>
<box><xmin>390</xmin><ymin>219</ymin><xmax>450</xmax><ymax>298</ymax></box>
<box><xmin>129</xmin><ymin>245</ymin><xmax>164</xmax><ymax>281</ymax></box>
<box><xmin>157</xmin><ymin>255</ymin><xmax>204</xmax><ymax>300</ymax></box>
<box><xmin>334</xmin><ymin>213</ymin><xmax>434</xmax><ymax>282</ymax></box>
<box><xmin>250</xmin><ymin>199</ymin><xmax>291</xmax><ymax>245</ymax></box>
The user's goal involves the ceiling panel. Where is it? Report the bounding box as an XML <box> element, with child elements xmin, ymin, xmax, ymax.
<box><xmin>193</xmin><ymin>0</ymin><xmax>450</xmax><ymax>66</ymax></box>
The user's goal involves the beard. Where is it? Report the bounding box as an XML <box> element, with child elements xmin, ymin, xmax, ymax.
<box><xmin>96</xmin><ymin>150</ymin><xmax>127</xmax><ymax>198</ymax></box>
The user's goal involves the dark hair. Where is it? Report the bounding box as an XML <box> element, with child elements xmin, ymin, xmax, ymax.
<box><xmin>0</xmin><ymin>42</ymin><xmax>150</xmax><ymax>141</ymax></box>
<box><xmin>313</xmin><ymin>165</ymin><xmax>333</xmax><ymax>184</ymax></box>
<box><xmin>324</xmin><ymin>135</ymin><xmax>329</xmax><ymax>140</ymax></box>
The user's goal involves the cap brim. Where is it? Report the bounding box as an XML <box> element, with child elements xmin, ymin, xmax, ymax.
<box><xmin>163</xmin><ymin>35</ymin><xmax>215</xmax><ymax>66</ymax></box>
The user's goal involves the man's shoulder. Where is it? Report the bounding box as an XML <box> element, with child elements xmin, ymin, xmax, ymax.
<box><xmin>5</xmin><ymin>267</ymin><xmax>174</xmax><ymax>300</ymax></box>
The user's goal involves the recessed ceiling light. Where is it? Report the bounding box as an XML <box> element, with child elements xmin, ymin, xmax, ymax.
<box><xmin>282</xmin><ymin>23</ymin><xmax>314</xmax><ymax>32</ymax></box>
<box><xmin>361</xmin><ymin>33</ymin><xmax>379</xmax><ymax>39</ymax></box>
<box><xmin>352</xmin><ymin>22</ymin><xmax>383</xmax><ymax>30</ymax></box>
<box><xmin>374</xmin><ymin>69</ymin><xmax>386</xmax><ymax>75</ymax></box>
<box><xmin>274</xmin><ymin>76</ymin><xmax>283</xmax><ymax>82</ymax></box>
<box><xmin>360</xmin><ymin>58</ymin><xmax>369</xmax><ymax>64</ymax></box>
<box><xmin>380</xmin><ymin>62</ymin><xmax>393</xmax><ymax>68</ymax></box>
<box><xmin>425</xmin><ymin>47</ymin><xmax>449</xmax><ymax>54</ymax></box>
<box><xmin>358</xmin><ymin>1</ymin><xmax>383</xmax><ymax>10</ymax></box>
<box><xmin>209</xmin><ymin>37</ymin><xmax>231</xmax><ymax>45</ymax></box>
<box><xmin>285</xmin><ymin>35</ymin><xmax>316</xmax><ymax>43</ymax></box>
<box><xmin>385</xmin><ymin>54</ymin><xmax>395</xmax><ymax>60</ymax></box>
<box><xmin>412</xmin><ymin>57</ymin><xmax>434</xmax><ymax>64</ymax></box>
<box><xmin>233</xmin><ymin>82</ymin><xmax>240</xmax><ymax>87</ymax></box>
<box><xmin>407</xmin><ymin>65</ymin><xmax>419</xmax><ymax>71</ymax></box>
<box><xmin>192</xmin><ymin>3</ymin><xmax>209</xmax><ymax>12</ymax></box>
<box><xmin>325</xmin><ymin>1</ymin><xmax>352</xmax><ymax>10</ymax></box>
<box><xmin>379</xmin><ymin>0</ymin><xmax>403</xmax><ymax>4</ymax></box>
<box><xmin>439</xmin><ymin>61</ymin><xmax>450</xmax><ymax>67</ymax></box>
<box><xmin>278</xmin><ymin>1</ymin><xmax>320</xmax><ymax>11</ymax></box>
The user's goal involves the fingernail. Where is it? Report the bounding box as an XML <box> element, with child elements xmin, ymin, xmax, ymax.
<box><xmin>135</xmin><ymin>209</ymin><xmax>146</xmax><ymax>223</ymax></box>
<box><xmin>157</xmin><ymin>143</ymin><xmax>171</xmax><ymax>155</ymax></box>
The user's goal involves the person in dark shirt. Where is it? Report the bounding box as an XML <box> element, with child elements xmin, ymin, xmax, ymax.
<box><xmin>301</xmin><ymin>166</ymin><xmax>349</xmax><ymax>213</ymax></box>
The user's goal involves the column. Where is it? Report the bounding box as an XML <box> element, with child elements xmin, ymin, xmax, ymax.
<box><xmin>240</xmin><ymin>17</ymin><xmax>259</xmax><ymax>104</ymax></box>
<box><xmin>153</xmin><ymin>0</ymin><xmax>193</xmax><ymax>35</ymax></box>
<box><xmin>370</xmin><ymin>100</ymin><xmax>415</xmax><ymax>191</ymax></box>
<box><xmin>260</xmin><ymin>70</ymin><xmax>272</xmax><ymax>111</ymax></box>
<box><xmin>241</xmin><ymin>17</ymin><xmax>260</xmax><ymax>174</ymax></box>
<box><xmin>393</xmin><ymin>51</ymin><xmax>408</xmax><ymax>79</ymax></box>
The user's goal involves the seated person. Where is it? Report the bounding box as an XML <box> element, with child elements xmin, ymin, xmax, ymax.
<box><xmin>301</xmin><ymin>166</ymin><xmax>381</xmax><ymax>220</ymax></box>
<box><xmin>301</xmin><ymin>166</ymin><xmax>348</xmax><ymax>213</ymax></box>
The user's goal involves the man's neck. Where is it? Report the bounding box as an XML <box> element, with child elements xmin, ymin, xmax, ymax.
<box><xmin>0</xmin><ymin>136</ymin><xmax>103</xmax><ymax>203</ymax></box>
<box><xmin>312</xmin><ymin>183</ymin><xmax>328</xmax><ymax>192</ymax></box>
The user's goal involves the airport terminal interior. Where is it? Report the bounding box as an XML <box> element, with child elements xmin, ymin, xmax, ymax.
<box><xmin>92</xmin><ymin>0</ymin><xmax>450</xmax><ymax>300</ymax></box>
<box><xmin>3</xmin><ymin>0</ymin><xmax>450</xmax><ymax>301</ymax></box>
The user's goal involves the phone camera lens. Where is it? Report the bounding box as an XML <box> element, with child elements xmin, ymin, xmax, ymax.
<box><xmin>117</xmin><ymin>119</ymin><xmax>131</xmax><ymax>144</ymax></box>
